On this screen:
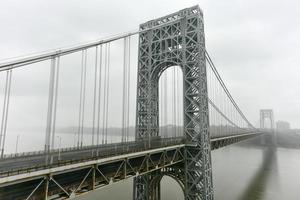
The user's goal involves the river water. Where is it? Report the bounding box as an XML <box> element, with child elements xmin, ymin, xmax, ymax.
<box><xmin>72</xmin><ymin>134</ymin><xmax>300</xmax><ymax>200</ymax></box>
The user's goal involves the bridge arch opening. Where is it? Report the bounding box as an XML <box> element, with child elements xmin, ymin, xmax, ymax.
<box><xmin>161</xmin><ymin>175</ymin><xmax>184</xmax><ymax>199</ymax></box>
<box><xmin>149</xmin><ymin>172</ymin><xmax>185</xmax><ymax>199</ymax></box>
<box><xmin>158</xmin><ymin>65</ymin><xmax>183</xmax><ymax>138</ymax></box>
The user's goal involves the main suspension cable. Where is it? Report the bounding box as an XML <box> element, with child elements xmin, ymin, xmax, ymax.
<box><xmin>205</xmin><ymin>51</ymin><xmax>254</xmax><ymax>129</ymax></box>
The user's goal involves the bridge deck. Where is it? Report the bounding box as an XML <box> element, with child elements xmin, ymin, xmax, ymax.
<box><xmin>0</xmin><ymin>132</ymin><xmax>258</xmax><ymax>179</ymax></box>
<box><xmin>0</xmin><ymin>132</ymin><xmax>260</xmax><ymax>200</ymax></box>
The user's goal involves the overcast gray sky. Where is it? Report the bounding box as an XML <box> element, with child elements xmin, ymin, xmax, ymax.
<box><xmin>0</xmin><ymin>0</ymin><xmax>299</xmax><ymax>129</ymax></box>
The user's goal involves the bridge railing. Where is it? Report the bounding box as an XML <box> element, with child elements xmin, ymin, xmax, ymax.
<box><xmin>2</xmin><ymin>136</ymin><xmax>185</xmax><ymax>160</ymax></box>
<box><xmin>1</xmin><ymin>128</ymin><xmax>261</xmax><ymax>160</ymax></box>
<box><xmin>0</xmin><ymin>136</ymin><xmax>185</xmax><ymax>177</ymax></box>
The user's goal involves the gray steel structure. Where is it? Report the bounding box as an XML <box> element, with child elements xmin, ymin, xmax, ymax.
<box><xmin>0</xmin><ymin>5</ymin><xmax>263</xmax><ymax>200</ymax></box>
<box><xmin>134</xmin><ymin>5</ymin><xmax>213</xmax><ymax>200</ymax></box>
<box><xmin>260</xmin><ymin>109</ymin><xmax>275</xmax><ymax>130</ymax></box>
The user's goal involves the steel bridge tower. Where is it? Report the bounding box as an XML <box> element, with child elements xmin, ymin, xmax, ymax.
<box><xmin>260</xmin><ymin>109</ymin><xmax>275</xmax><ymax>130</ymax></box>
<box><xmin>134</xmin><ymin>5</ymin><xmax>213</xmax><ymax>200</ymax></box>
<box><xmin>260</xmin><ymin>109</ymin><xmax>277</xmax><ymax>146</ymax></box>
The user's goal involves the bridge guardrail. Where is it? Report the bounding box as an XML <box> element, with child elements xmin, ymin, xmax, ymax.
<box><xmin>0</xmin><ymin>137</ymin><xmax>185</xmax><ymax>178</ymax></box>
<box><xmin>1</xmin><ymin>129</ymin><xmax>258</xmax><ymax>159</ymax></box>
<box><xmin>0</xmin><ymin>131</ymin><xmax>263</xmax><ymax>178</ymax></box>
<box><xmin>2</xmin><ymin>136</ymin><xmax>186</xmax><ymax>159</ymax></box>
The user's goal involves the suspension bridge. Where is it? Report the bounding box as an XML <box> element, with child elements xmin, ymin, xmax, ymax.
<box><xmin>0</xmin><ymin>5</ymin><xmax>265</xmax><ymax>200</ymax></box>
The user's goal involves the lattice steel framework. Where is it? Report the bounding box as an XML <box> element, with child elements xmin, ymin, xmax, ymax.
<box><xmin>260</xmin><ymin>109</ymin><xmax>274</xmax><ymax>130</ymax></box>
<box><xmin>134</xmin><ymin>5</ymin><xmax>213</xmax><ymax>200</ymax></box>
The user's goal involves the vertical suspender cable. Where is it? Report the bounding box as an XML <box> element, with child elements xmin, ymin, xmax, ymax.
<box><xmin>80</xmin><ymin>50</ymin><xmax>87</xmax><ymax>147</ymax></box>
<box><xmin>207</xmin><ymin>66</ymin><xmax>211</xmax><ymax>136</ymax></box>
<box><xmin>45</xmin><ymin>58</ymin><xmax>56</xmax><ymax>154</ymax></box>
<box><xmin>216</xmin><ymin>75</ymin><xmax>219</xmax><ymax>137</ymax></box>
<box><xmin>209</xmin><ymin>67</ymin><xmax>213</xmax><ymax>137</ymax></box>
<box><xmin>210</xmin><ymin>67</ymin><xmax>213</xmax><ymax>137</ymax></box>
<box><xmin>121</xmin><ymin>38</ymin><xmax>127</xmax><ymax>142</ymax></box>
<box><xmin>164</xmin><ymin>74</ymin><xmax>168</xmax><ymax>137</ymax></box>
<box><xmin>218</xmin><ymin>82</ymin><xmax>221</xmax><ymax>136</ymax></box>
<box><xmin>223</xmin><ymin>85</ymin><xmax>226</xmax><ymax>135</ymax></box>
<box><xmin>102</xmin><ymin>44</ymin><xmax>107</xmax><ymax>144</ymax></box>
<box><xmin>221</xmin><ymin>81</ymin><xmax>225</xmax><ymax>136</ymax></box>
<box><xmin>213</xmin><ymin>73</ymin><xmax>217</xmax><ymax>136</ymax></box>
<box><xmin>105</xmin><ymin>43</ymin><xmax>111</xmax><ymax>144</ymax></box>
<box><xmin>176</xmin><ymin>68</ymin><xmax>178</xmax><ymax>136</ymax></box>
<box><xmin>222</xmin><ymin>85</ymin><xmax>226</xmax><ymax>135</ymax></box>
<box><xmin>126</xmin><ymin>36</ymin><xmax>131</xmax><ymax>142</ymax></box>
<box><xmin>226</xmin><ymin>86</ymin><xmax>229</xmax><ymax>134</ymax></box>
<box><xmin>122</xmin><ymin>37</ymin><xmax>131</xmax><ymax>142</ymax></box>
<box><xmin>173</xmin><ymin>67</ymin><xmax>176</xmax><ymax>137</ymax></box>
<box><xmin>213</xmin><ymin>69</ymin><xmax>216</xmax><ymax>136</ymax></box>
<box><xmin>213</xmin><ymin>70</ymin><xmax>217</xmax><ymax>136</ymax></box>
<box><xmin>45</xmin><ymin>58</ymin><xmax>56</xmax><ymax>164</ymax></box>
<box><xmin>77</xmin><ymin>51</ymin><xmax>84</xmax><ymax>148</ymax></box>
<box><xmin>176</xmin><ymin>67</ymin><xmax>180</xmax><ymax>136</ymax></box>
<box><xmin>92</xmin><ymin>46</ymin><xmax>99</xmax><ymax>146</ymax></box>
<box><xmin>161</xmin><ymin>74</ymin><xmax>165</xmax><ymax>138</ymax></box>
<box><xmin>220</xmin><ymin>81</ymin><xmax>223</xmax><ymax>136</ymax></box>
<box><xmin>50</xmin><ymin>56</ymin><xmax>60</xmax><ymax>150</ymax></box>
<box><xmin>0</xmin><ymin>70</ymin><xmax>12</xmax><ymax>157</ymax></box>
<box><xmin>160</xmin><ymin>74</ymin><xmax>163</xmax><ymax>137</ymax></box>
<box><xmin>96</xmin><ymin>45</ymin><xmax>103</xmax><ymax>146</ymax></box>
<box><xmin>211</xmin><ymin>67</ymin><xmax>214</xmax><ymax>135</ymax></box>
<box><xmin>2</xmin><ymin>70</ymin><xmax>12</xmax><ymax>156</ymax></box>
<box><xmin>0</xmin><ymin>71</ymin><xmax>9</xmax><ymax>155</ymax></box>
<box><xmin>227</xmin><ymin>87</ymin><xmax>230</xmax><ymax>134</ymax></box>
<box><xmin>229</xmin><ymin>87</ymin><xmax>233</xmax><ymax>133</ymax></box>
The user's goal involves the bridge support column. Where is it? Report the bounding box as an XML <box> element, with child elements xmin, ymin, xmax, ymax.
<box><xmin>91</xmin><ymin>165</ymin><xmax>96</xmax><ymax>190</ymax></box>
<box><xmin>184</xmin><ymin>145</ymin><xmax>213</xmax><ymax>200</ymax></box>
<box><xmin>43</xmin><ymin>175</ymin><xmax>50</xmax><ymax>200</ymax></box>
<box><xmin>133</xmin><ymin>174</ymin><xmax>149</xmax><ymax>200</ymax></box>
<box><xmin>133</xmin><ymin>172</ymin><xmax>161</xmax><ymax>200</ymax></box>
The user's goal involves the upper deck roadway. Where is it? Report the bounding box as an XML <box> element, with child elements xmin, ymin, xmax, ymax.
<box><xmin>0</xmin><ymin>132</ymin><xmax>260</xmax><ymax>200</ymax></box>
<box><xmin>0</xmin><ymin>133</ymin><xmax>258</xmax><ymax>178</ymax></box>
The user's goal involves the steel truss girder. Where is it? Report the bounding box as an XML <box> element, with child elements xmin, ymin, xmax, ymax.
<box><xmin>0</xmin><ymin>146</ymin><xmax>184</xmax><ymax>200</ymax></box>
<box><xmin>210</xmin><ymin>133</ymin><xmax>260</xmax><ymax>150</ymax></box>
<box><xmin>135</xmin><ymin>5</ymin><xmax>213</xmax><ymax>200</ymax></box>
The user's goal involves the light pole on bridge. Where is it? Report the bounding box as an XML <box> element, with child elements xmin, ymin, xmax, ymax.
<box><xmin>57</xmin><ymin>135</ymin><xmax>62</xmax><ymax>161</ymax></box>
<box><xmin>15</xmin><ymin>134</ymin><xmax>20</xmax><ymax>154</ymax></box>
